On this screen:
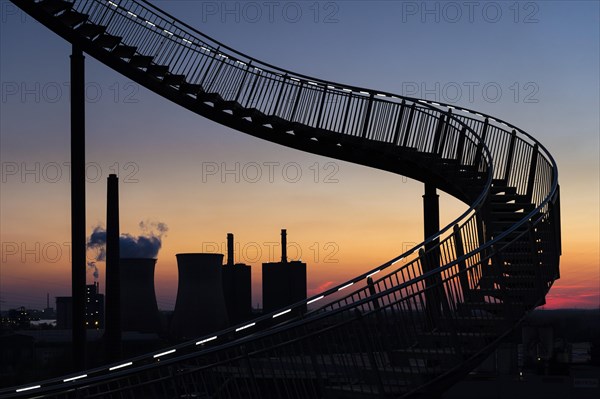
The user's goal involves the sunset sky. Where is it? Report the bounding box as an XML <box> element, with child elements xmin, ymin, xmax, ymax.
<box><xmin>1</xmin><ymin>1</ymin><xmax>598</xmax><ymax>311</ymax></box>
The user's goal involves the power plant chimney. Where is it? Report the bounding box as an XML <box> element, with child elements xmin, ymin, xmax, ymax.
<box><xmin>120</xmin><ymin>258</ymin><xmax>162</xmax><ymax>334</ymax></box>
<box><xmin>227</xmin><ymin>233</ymin><xmax>234</xmax><ymax>266</ymax></box>
<box><xmin>281</xmin><ymin>229</ymin><xmax>287</xmax><ymax>264</ymax></box>
<box><xmin>171</xmin><ymin>253</ymin><xmax>229</xmax><ymax>339</ymax></box>
<box><xmin>222</xmin><ymin>233</ymin><xmax>252</xmax><ymax>324</ymax></box>
<box><xmin>104</xmin><ymin>174</ymin><xmax>121</xmax><ymax>359</ymax></box>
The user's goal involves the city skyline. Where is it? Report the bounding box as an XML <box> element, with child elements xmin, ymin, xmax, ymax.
<box><xmin>1</xmin><ymin>0</ymin><xmax>598</xmax><ymax>312</ymax></box>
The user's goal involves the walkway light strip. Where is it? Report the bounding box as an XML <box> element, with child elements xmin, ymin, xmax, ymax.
<box><xmin>392</xmin><ymin>257</ymin><xmax>405</xmax><ymax>265</ymax></box>
<box><xmin>342</xmin><ymin>88</ymin><xmax>351</xmax><ymax>92</ymax></box>
<box><xmin>236</xmin><ymin>60</ymin><xmax>246</xmax><ymax>66</ymax></box>
<box><xmin>107</xmin><ymin>1</ymin><xmax>118</xmax><ymax>7</ymax></box>
<box><xmin>432</xmin><ymin>102</ymin><xmax>440</xmax><ymax>106</ymax></box>
<box><xmin>290</xmin><ymin>77</ymin><xmax>300</xmax><ymax>82</ymax></box>
<box><xmin>163</xmin><ymin>30</ymin><xmax>173</xmax><ymax>35</ymax></box>
<box><xmin>272</xmin><ymin>309</ymin><xmax>291</xmax><ymax>318</ymax></box>
<box><xmin>109</xmin><ymin>362</ymin><xmax>133</xmax><ymax>371</ymax></box>
<box><xmin>153</xmin><ymin>349</ymin><xmax>176</xmax><ymax>358</ymax></box>
<box><xmin>15</xmin><ymin>385</ymin><xmax>40</xmax><ymax>393</ymax></box>
<box><xmin>327</xmin><ymin>85</ymin><xmax>336</xmax><ymax>89</ymax></box>
<box><xmin>200</xmin><ymin>46</ymin><xmax>210</xmax><ymax>52</ymax></box>
<box><xmin>308</xmin><ymin>81</ymin><xmax>318</xmax><ymax>86</ymax></box>
<box><xmin>145</xmin><ymin>21</ymin><xmax>156</xmax><ymax>27</ymax></box>
<box><xmin>338</xmin><ymin>282</ymin><xmax>354</xmax><ymax>291</ymax></box>
<box><xmin>307</xmin><ymin>295</ymin><xmax>324</xmax><ymax>305</ymax></box>
<box><xmin>377</xmin><ymin>93</ymin><xmax>386</xmax><ymax>97</ymax></box>
<box><xmin>367</xmin><ymin>269</ymin><xmax>381</xmax><ymax>278</ymax></box>
<box><xmin>63</xmin><ymin>374</ymin><xmax>87</xmax><ymax>382</ymax></box>
<box><xmin>127</xmin><ymin>11</ymin><xmax>137</xmax><ymax>18</ymax></box>
<box><xmin>182</xmin><ymin>38</ymin><xmax>192</xmax><ymax>44</ymax></box>
<box><xmin>235</xmin><ymin>322</ymin><xmax>255</xmax><ymax>332</ymax></box>
<box><xmin>196</xmin><ymin>336</ymin><xmax>217</xmax><ymax>345</ymax></box>
<box><xmin>359</xmin><ymin>91</ymin><xmax>369</xmax><ymax>95</ymax></box>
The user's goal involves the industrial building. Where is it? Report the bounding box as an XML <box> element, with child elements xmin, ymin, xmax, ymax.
<box><xmin>120</xmin><ymin>258</ymin><xmax>162</xmax><ymax>333</ymax></box>
<box><xmin>222</xmin><ymin>233</ymin><xmax>252</xmax><ymax>324</ymax></box>
<box><xmin>56</xmin><ymin>283</ymin><xmax>104</xmax><ymax>329</ymax></box>
<box><xmin>170</xmin><ymin>253</ymin><xmax>229</xmax><ymax>339</ymax></box>
<box><xmin>262</xmin><ymin>230</ymin><xmax>307</xmax><ymax>314</ymax></box>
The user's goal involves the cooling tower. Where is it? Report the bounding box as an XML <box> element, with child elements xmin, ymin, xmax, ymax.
<box><xmin>222</xmin><ymin>233</ymin><xmax>252</xmax><ymax>324</ymax></box>
<box><xmin>119</xmin><ymin>258</ymin><xmax>161</xmax><ymax>333</ymax></box>
<box><xmin>171</xmin><ymin>253</ymin><xmax>229</xmax><ymax>339</ymax></box>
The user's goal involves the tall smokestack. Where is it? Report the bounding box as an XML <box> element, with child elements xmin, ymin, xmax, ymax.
<box><xmin>105</xmin><ymin>174</ymin><xmax>121</xmax><ymax>359</ymax></box>
<box><xmin>46</xmin><ymin>293</ymin><xmax>49</xmax><ymax>309</ymax></box>
<box><xmin>281</xmin><ymin>229</ymin><xmax>287</xmax><ymax>264</ymax></box>
<box><xmin>227</xmin><ymin>233</ymin><xmax>234</xmax><ymax>266</ymax></box>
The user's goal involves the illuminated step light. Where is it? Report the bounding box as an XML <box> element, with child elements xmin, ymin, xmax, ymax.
<box><xmin>127</xmin><ymin>11</ymin><xmax>137</xmax><ymax>18</ymax></box>
<box><xmin>163</xmin><ymin>30</ymin><xmax>173</xmax><ymax>36</ymax></box>
<box><xmin>448</xmin><ymin>105</ymin><xmax>455</xmax><ymax>109</ymax></box>
<box><xmin>307</xmin><ymin>295</ymin><xmax>324</xmax><ymax>305</ymax></box>
<box><xmin>235</xmin><ymin>322</ymin><xmax>255</xmax><ymax>332</ymax></box>
<box><xmin>342</xmin><ymin>88</ymin><xmax>352</xmax><ymax>92</ymax></box>
<box><xmin>367</xmin><ymin>270</ymin><xmax>381</xmax><ymax>278</ymax></box>
<box><xmin>418</xmin><ymin>99</ymin><xmax>427</xmax><ymax>104</ymax></box>
<box><xmin>273</xmin><ymin>309</ymin><xmax>292</xmax><ymax>318</ymax></box>
<box><xmin>145</xmin><ymin>21</ymin><xmax>156</xmax><ymax>27</ymax></box>
<box><xmin>200</xmin><ymin>46</ymin><xmax>210</xmax><ymax>52</ymax></box>
<box><xmin>153</xmin><ymin>349</ymin><xmax>176</xmax><ymax>359</ymax></box>
<box><xmin>16</xmin><ymin>385</ymin><xmax>41</xmax><ymax>393</ymax></box>
<box><xmin>196</xmin><ymin>336</ymin><xmax>217</xmax><ymax>345</ymax></box>
<box><xmin>308</xmin><ymin>81</ymin><xmax>318</xmax><ymax>86</ymax></box>
<box><xmin>182</xmin><ymin>38</ymin><xmax>192</xmax><ymax>44</ymax></box>
<box><xmin>431</xmin><ymin>102</ymin><xmax>440</xmax><ymax>106</ymax></box>
<box><xmin>63</xmin><ymin>374</ymin><xmax>87</xmax><ymax>383</ymax></box>
<box><xmin>359</xmin><ymin>91</ymin><xmax>369</xmax><ymax>95</ymax></box>
<box><xmin>236</xmin><ymin>60</ymin><xmax>246</xmax><ymax>66</ymax></box>
<box><xmin>476</xmin><ymin>112</ymin><xmax>484</xmax><ymax>117</ymax></box>
<box><xmin>107</xmin><ymin>1</ymin><xmax>118</xmax><ymax>7</ymax></box>
<box><xmin>109</xmin><ymin>362</ymin><xmax>133</xmax><ymax>371</ymax></box>
<box><xmin>254</xmin><ymin>67</ymin><xmax>263</xmax><ymax>72</ymax></box>
<box><xmin>290</xmin><ymin>77</ymin><xmax>300</xmax><ymax>82</ymax></box>
<box><xmin>377</xmin><ymin>93</ymin><xmax>386</xmax><ymax>97</ymax></box>
<box><xmin>218</xmin><ymin>54</ymin><xmax>228</xmax><ymax>59</ymax></box>
<box><xmin>489</xmin><ymin>117</ymin><xmax>496</xmax><ymax>122</ymax></box>
<box><xmin>327</xmin><ymin>85</ymin><xmax>336</xmax><ymax>89</ymax></box>
<box><xmin>391</xmin><ymin>257</ymin><xmax>405</xmax><ymax>265</ymax></box>
<box><xmin>338</xmin><ymin>282</ymin><xmax>354</xmax><ymax>291</ymax></box>
<box><xmin>461</xmin><ymin>109</ymin><xmax>470</xmax><ymax>113</ymax></box>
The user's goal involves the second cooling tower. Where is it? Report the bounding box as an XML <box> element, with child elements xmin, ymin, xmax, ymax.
<box><xmin>171</xmin><ymin>253</ymin><xmax>229</xmax><ymax>339</ymax></box>
<box><xmin>119</xmin><ymin>258</ymin><xmax>161</xmax><ymax>334</ymax></box>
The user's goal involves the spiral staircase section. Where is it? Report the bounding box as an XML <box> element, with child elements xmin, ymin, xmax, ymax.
<box><xmin>2</xmin><ymin>0</ymin><xmax>561</xmax><ymax>398</ymax></box>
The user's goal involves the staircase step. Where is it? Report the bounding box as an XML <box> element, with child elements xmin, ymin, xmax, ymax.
<box><xmin>57</xmin><ymin>10</ymin><xmax>88</xmax><ymax>28</ymax></box>
<box><xmin>490</xmin><ymin>185</ymin><xmax>517</xmax><ymax>195</ymax></box>
<box><xmin>147</xmin><ymin>64</ymin><xmax>170</xmax><ymax>78</ymax></box>
<box><xmin>130</xmin><ymin>55</ymin><xmax>153</xmax><ymax>68</ymax></box>
<box><xmin>95</xmin><ymin>33</ymin><xmax>122</xmax><ymax>49</ymax></box>
<box><xmin>76</xmin><ymin>22</ymin><xmax>106</xmax><ymax>39</ymax></box>
<box><xmin>112</xmin><ymin>45</ymin><xmax>137</xmax><ymax>59</ymax></box>
<box><xmin>179</xmin><ymin>82</ymin><xmax>202</xmax><ymax>94</ymax></box>
<box><xmin>40</xmin><ymin>0</ymin><xmax>72</xmax><ymax>15</ymax></box>
<box><xmin>163</xmin><ymin>74</ymin><xmax>186</xmax><ymax>86</ymax></box>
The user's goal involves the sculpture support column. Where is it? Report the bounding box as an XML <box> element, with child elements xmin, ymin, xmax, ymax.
<box><xmin>70</xmin><ymin>45</ymin><xmax>86</xmax><ymax>370</ymax></box>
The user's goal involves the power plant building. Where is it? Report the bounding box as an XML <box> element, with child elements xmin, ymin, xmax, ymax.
<box><xmin>262</xmin><ymin>230</ymin><xmax>307</xmax><ymax>314</ymax></box>
<box><xmin>119</xmin><ymin>258</ymin><xmax>162</xmax><ymax>333</ymax></box>
<box><xmin>56</xmin><ymin>283</ymin><xmax>104</xmax><ymax>329</ymax></box>
<box><xmin>171</xmin><ymin>253</ymin><xmax>229</xmax><ymax>339</ymax></box>
<box><xmin>222</xmin><ymin>233</ymin><xmax>252</xmax><ymax>324</ymax></box>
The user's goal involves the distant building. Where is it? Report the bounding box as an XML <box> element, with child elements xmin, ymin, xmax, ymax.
<box><xmin>56</xmin><ymin>283</ymin><xmax>104</xmax><ymax>329</ymax></box>
<box><xmin>85</xmin><ymin>282</ymin><xmax>104</xmax><ymax>329</ymax></box>
<box><xmin>222</xmin><ymin>233</ymin><xmax>252</xmax><ymax>324</ymax></box>
<box><xmin>262</xmin><ymin>230</ymin><xmax>307</xmax><ymax>314</ymax></box>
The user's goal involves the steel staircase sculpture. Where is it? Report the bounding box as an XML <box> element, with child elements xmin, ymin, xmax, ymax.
<box><xmin>3</xmin><ymin>0</ymin><xmax>561</xmax><ymax>398</ymax></box>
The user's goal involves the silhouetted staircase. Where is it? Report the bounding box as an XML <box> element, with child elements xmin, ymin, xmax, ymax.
<box><xmin>1</xmin><ymin>1</ymin><xmax>561</xmax><ymax>398</ymax></box>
